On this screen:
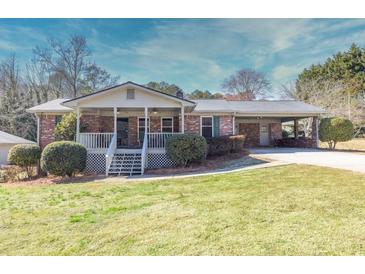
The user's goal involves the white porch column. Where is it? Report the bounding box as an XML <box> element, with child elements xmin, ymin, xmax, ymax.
<box><xmin>76</xmin><ymin>107</ymin><xmax>80</xmax><ymax>142</ymax></box>
<box><xmin>114</xmin><ymin>107</ymin><xmax>117</xmax><ymax>149</ymax></box>
<box><xmin>181</xmin><ymin>105</ymin><xmax>185</xmax><ymax>133</ymax></box>
<box><xmin>144</xmin><ymin>107</ymin><xmax>148</xmax><ymax>135</ymax></box>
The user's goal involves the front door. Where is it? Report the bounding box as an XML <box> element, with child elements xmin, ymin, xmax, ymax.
<box><xmin>117</xmin><ymin>117</ymin><xmax>129</xmax><ymax>148</ymax></box>
<box><xmin>259</xmin><ymin>123</ymin><xmax>270</xmax><ymax>146</ymax></box>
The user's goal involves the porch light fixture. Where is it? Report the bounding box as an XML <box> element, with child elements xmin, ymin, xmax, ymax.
<box><xmin>152</xmin><ymin>108</ymin><xmax>158</xmax><ymax>114</ymax></box>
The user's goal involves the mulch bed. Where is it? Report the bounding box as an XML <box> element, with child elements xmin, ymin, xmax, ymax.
<box><xmin>0</xmin><ymin>172</ymin><xmax>104</xmax><ymax>186</ymax></box>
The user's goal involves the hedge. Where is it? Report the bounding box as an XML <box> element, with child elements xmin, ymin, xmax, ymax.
<box><xmin>207</xmin><ymin>135</ymin><xmax>245</xmax><ymax>156</ymax></box>
<box><xmin>166</xmin><ymin>134</ymin><xmax>207</xmax><ymax>166</ymax></box>
<box><xmin>41</xmin><ymin>141</ymin><xmax>87</xmax><ymax>177</ymax></box>
<box><xmin>7</xmin><ymin>144</ymin><xmax>41</xmax><ymax>177</ymax></box>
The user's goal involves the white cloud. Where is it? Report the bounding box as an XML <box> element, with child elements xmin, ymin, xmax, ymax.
<box><xmin>57</xmin><ymin>19</ymin><xmax>365</xmax><ymax>92</ymax></box>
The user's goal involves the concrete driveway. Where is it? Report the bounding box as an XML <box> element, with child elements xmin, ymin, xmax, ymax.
<box><xmin>249</xmin><ymin>147</ymin><xmax>365</xmax><ymax>173</ymax></box>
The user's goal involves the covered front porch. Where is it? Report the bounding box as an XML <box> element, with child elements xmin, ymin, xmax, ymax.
<box><xmin>76</xmin><ymin>106</ymin><xmax>185</xmax><ymax>152</ymax></box>
<box><xmin>75</xmin><ymin>106</ymin><xmax>185</xmax><ymax>175</ymax></box>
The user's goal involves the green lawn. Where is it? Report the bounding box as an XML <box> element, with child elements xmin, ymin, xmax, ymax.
<box><xmin>1</xmin><ymin>165</ymin><xmax>365</xmax><ymax>255</ymax></box>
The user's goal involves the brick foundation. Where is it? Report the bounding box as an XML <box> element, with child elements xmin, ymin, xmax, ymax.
<box><xmin>276</xmin><ymin>137</ymin><xmax>317</xmax><ymax>148</ymax></box>
<box><xmin>238</xmin><ymin>123</ymin><xmax>260</xmax><ymax>147</ymax></box>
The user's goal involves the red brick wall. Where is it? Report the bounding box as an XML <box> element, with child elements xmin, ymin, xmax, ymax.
<box><xmin>173</xmin><ymin>116</ymin><xmax>179</xmax><ymax>133</ymax></box>
<box><xmin>270</xmin><ymin>123</ymin><xmax>282</xmax><ymax>144</ymax></box>
<box><xmin>150</xmin><ymin>116</ymin><xmax>161</xmax><ymax>133</ymax></box>
<box><xmin>81</xmin><ymin>115</ymin><xmax>113</xmax><ymax>133</ymax></box>
<box><xmin>184</xmin><ymin>115</ymin><xmax>200</xmax><ymax>134</ymax></box>
<box><xmin>238</xmin><ymin>123</ymin><xmax>260</xmax><ymax>147</ymax></box>
<box><xmin>220</xmin><ymin>115</ymin><xmax>233</xmax><ymax>136</ymax></box>
<box><xmin>39</xmin><ymin>114</ymin><xmax>57</xmax><ymax>149</ymax></box>
<box><xmin>128</xmin><ymin>117</ymin><xmax>139</xmax><ymax>148</ymax></box>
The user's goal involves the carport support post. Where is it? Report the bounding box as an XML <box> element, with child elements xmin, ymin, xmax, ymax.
<box><xmin>312</xmin><ymin>117</ymin><xmax>319</xmax><ymax>148</ymax></box>
<box><xmin>294</xmin><ymin>119</ymin><xmax>299</xmax><ymax>139</ymax></box>
<box><xmin>181</xmin><ymin>105</ymin><xmax>185</xmax><ymax>133</ymax></box>
<box><xmin>76</xmin><ymin>107</ymin><xmax>80</xmax><ymax>142</ymax></box>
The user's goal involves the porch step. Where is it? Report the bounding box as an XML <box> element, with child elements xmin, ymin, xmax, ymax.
<box><xmin>107</xmin><ymin>153</ymin><xmax>142</xmax><ymax>176</ymax></box>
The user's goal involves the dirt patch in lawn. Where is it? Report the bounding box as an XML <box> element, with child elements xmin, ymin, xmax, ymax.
<box><xmin>145</xmin><ymin>151</ymin><xmax>266</xmax><ymax>176</ymax></box>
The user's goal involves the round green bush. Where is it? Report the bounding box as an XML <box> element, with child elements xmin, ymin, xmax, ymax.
<box><xmin>166</xmin><ymin>134</ymin><xmax>207</xmax><ymax>166</ymax></box>
<box><xmin>319</xmin><ymin>117</ymin><xmax>353</xmax><ymax>149</ymax></box>
<box><xmin>8</xmin><ymin>144</ymin><xmax>41</xmax><ymax>167</ymax></box>
<box><xmin>41</xmin><ymin>141</ymin><xmax>87</xmax><ymax>177</ymax></box>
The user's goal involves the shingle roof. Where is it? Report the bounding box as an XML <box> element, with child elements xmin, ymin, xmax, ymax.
<box><xmin>0</xmin><ymin>131</ymin><xmax>35</xmax><ymax>144</ymax></box>
<box><xmin>26</xmin><ymin>96</ymin><xmax>324</xmax><ymax>116</ymax></box>
<box><xmin>27</xmin><ymin>99</ymin><xmax>73</xmax><ymax>113</ymax></box>
<box><xmin>193</xmin><ymin>99</ymin><xmax>324</xmax><ymax>114</ymax></box>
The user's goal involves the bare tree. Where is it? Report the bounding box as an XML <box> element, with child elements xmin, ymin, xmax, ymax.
<box><xmin>80</xmin><ymin>63</ymin><xmax>119</xmax><ymax>95</ymax></box>
<box><xmin>222</xmin><ymin>68</ymin><xmax>271</xmax><ymax>100</ymax></box>
<box><xmin>25</xmin><ymin>59</ymin><xmax>65</xmax><ymax>104</ymax></box>
<box><xmin>0</xmin><ymin>55</ymin><xmax>36</xmax><ymax>140</ymax></box>
<box><xmin>33</xmin><ymin>35</ymin><xmax>119</xmax><ymax>99</ymax></box>
<box><xmin>33</xmin><ymin>35</ymin><xmax>91</xmax><ymax>98</ymax></box>
<box><xmin>281</xmin><ymin>79</ymin><xmax>365</xmax><ymax>136</ymax></box>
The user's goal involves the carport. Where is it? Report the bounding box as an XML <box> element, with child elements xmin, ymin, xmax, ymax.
<box><xmin>231</xmin><ymin>101</ymin><xmax>324</xmax><ymax>148</ymax></box>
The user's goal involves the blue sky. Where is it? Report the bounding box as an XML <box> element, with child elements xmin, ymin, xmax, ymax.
<box><xmin>1</xmin><ymin>18</ymin><xmax>365</xmax><ymax>94</ymax></box>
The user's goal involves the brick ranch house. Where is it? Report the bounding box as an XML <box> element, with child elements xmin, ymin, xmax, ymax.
<box><xmin>27</xmin><ymin>81</ymin><xmax>323</xmax><ymax>176</ymax></box>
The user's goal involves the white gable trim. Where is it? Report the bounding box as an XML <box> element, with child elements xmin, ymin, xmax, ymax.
<box><xmin>63</xmin><ymin>82</ymin><xmax>196</xmax><ymax>108</ymax></box>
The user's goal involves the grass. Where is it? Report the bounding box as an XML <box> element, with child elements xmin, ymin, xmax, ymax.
<box><xmin>1</xmin><ymin>164</ymin><xmax>365</xmax><ymax>255</ymax></box>
<box><xmin>320</xmin><ymin>138</ymin><xmax>365</xmax><ymax>151</ymax></box>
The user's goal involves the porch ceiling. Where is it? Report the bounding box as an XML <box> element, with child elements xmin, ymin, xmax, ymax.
<box><xmin>79</xmin><ymin>107</ymin><xmax>183</xmax><ymax>116</ymax></box>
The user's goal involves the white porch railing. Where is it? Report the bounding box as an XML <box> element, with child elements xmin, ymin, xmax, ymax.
<box><xmin>79</xmin><ymin>133</ymin><xmax>114</xmax><ymax>149</ymax></box>
<box><xmin>105</xmin><ymin>134</ymin><xmax>117</xmax><ymax>176</ymax></box>
<box><xmin>147</xmin><ymin>132</ymin><xmax>181</xmax><ymax>149</ymax></box>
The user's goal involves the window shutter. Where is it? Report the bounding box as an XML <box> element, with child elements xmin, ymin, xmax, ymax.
<box><xmin>213</xmin><ymin>116</ymin><xmax>220</xmax><ymax>137</ymax></box>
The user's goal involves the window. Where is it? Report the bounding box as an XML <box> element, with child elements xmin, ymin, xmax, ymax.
<box><xmin>161</xmin><ymin>117</ymin><xmax>173</xmax><ymax>133</ymax></box>
<box><xmin>138</xmin><ymin>117</ymin><xmax>150</xmax><ymax>143</ymax></box>
<box><xmin>55</xmin><ymin>115</ymin><xmax>63</xmax><ymax>126</ymax></box>
<box><xmin>126</xmin><ymin>89</ymin><xmax>135</xmax><ymax>100</ymax></box>
<box><xmin>201</xmin><ymin>116</ymin><xmax>213</xmax><ymax>138</ymax></box>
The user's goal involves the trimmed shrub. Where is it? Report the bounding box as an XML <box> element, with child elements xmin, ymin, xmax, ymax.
<box><xmin>166</xmin><ymin>134</ymin><xmax>207</xmax><ymax>166</ymax></box>
<box><xmin>207</xmin><ymin>135</ymin><xmax>245</xmax><ymax>156</ymax></box>
<box><xmin>319</xmin><ymin>117</ymin><xmax>354</xmax><ymax>149</ymax></box>
<box><xmin>41</xmin><ymin>141</ymin><xmax>87</xmax><ymax>177</ymax></box>
<box><xmin>8</xmin><ymin>144</ymin><xmax>41</xmax><ymax>178</ymax></box>
<box><xmin>229</xmin><ymin>135</ymin><xmax>245</xmax><ymax>153</ymax></box>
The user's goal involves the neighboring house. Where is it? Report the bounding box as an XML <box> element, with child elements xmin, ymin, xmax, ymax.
<box><xmin>0</xmin><ymin>131</ymin><xmax>35</xmax><ymax>165</ymax></box>
<box><xmin>27</xmin><ymin>81</ymin><xmax>323</xmax><ymax>175</ymax></box>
